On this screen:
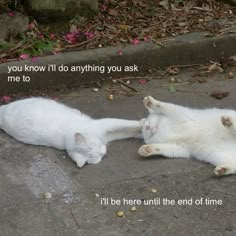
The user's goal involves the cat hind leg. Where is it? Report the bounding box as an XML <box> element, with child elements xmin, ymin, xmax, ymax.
<box><xmin>221</xmin><ymin>115</ymin><xmax>236</xmax><ymax>136</ymax></box>
<box><xmin>143</xmin><ymin>96</ymin><xmax>184</xmax><ymax>117</ymax></box>
<box><xmin>138</xmin><ymin>143</ymin><xmax>190</xmax><ymax>159</ymax></box>
<box><xmin>221</xmin><ymin>116</ymin><xmax>233</xmax><ymax>128</ymax></box>
<box><xmin>139</xmin><ymin>144</ymin><xmax>159</xmax><ymax>157</ymax></box>
<box><xmin>214</xmin><ymin>164</ymin><xmax>236</xmax><ymax>176</ymax></box>
<box><xmin>143</xmin><ymin>96</ymin><xmax>160</xmax><ymax>112</ymax></box>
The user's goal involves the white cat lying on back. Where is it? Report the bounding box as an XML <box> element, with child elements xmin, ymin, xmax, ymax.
<box><xmin>139</xmin><ymin>96</ymin><xmax>236</xmax><ymax>176</ymax></box>
<box><xmin>0</xmin><ymin>97</ymin><xmax>143</xmax><ymax>167</ymax></box>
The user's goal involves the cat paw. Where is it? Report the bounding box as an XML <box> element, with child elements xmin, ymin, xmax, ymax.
<box><xmin>214</xmin><ymin>166</ymin><xmax>230</xmax><ymax>176</ymax></box>
<box><xmin>138</xmin><ymin>145</ymin><xmax>159</xmax><ymax>157</ymax></box>
<box><xmin>143</xmin><ymin>96</ymin><xmax>152</xmax><ymax>109</ymax></box>
<box><xmin>143</xmin><ymin>96</ymin><xmax>160</xmax><ymax>111</ymax></box>
<box><xmin>221</xmin><ymin>116</ymin><xmax>233</xmax><ymax>128</ymax></box>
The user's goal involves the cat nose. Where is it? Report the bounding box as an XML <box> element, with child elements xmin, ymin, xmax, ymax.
<box><xmin>146</xmin><ymin>125</ymin><xmax>151</xmax><ymax>130</ymax></box>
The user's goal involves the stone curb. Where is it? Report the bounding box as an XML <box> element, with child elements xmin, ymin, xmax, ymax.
<box><xmin>0</xmin><ymin>31</ymin><xmax>236</xmax><ymax>94</ymax></box>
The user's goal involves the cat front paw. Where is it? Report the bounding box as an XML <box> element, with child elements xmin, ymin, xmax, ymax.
<box><xmin>143</xmin><ymin>96</ymin><xmax>160</xmax><ymax>111</ymax></box>
<box><xmin>138</xmin><ymin>145</ymin><xmax>158</xmax><ymax>157</ymax></box>
<box><xmin>214</xmin><ymin>166</ymin><xmax>230</xmax><ymax>176</ymax></box>
<box><xmin>221</xmin><ymin>116</ymin><xmax>233</xmax><ymax>128</ymax></box>
<box><xmin>143</xmin><ymin>96</ymin><xmax>152</xmax><ymax>109</ymax></box>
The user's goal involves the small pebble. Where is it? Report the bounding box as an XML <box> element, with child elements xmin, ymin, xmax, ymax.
<box><xmin>170</xmin><ymin>77</ymin><xmax>176</xmax><ymax>82</ymax></box>
<box><xmin>151</xmin><ymin>188</ymin><xmax>157</xmax><ymax>193</ymax></box>
<box><xmin>112</xmin><ymin>79</ymin><xmax>117</xmax><ymax>83</ymax></box>
<box><xmin>92</xmin><ymin>88</ymin><xmax>99</xmax><ymax>92</ymax></box>
<box><xmin>130</xmin><ymin>206</ymin><xmax>137</xmax><ymax>212</ymax></box>
<box><xmin>95</xmin><ymin>193</ymin><xmax>99</xmax><ymax>198</ymax></box>
<box><xmin>126</xmin><ymin>80</ymin><xmax>130</xmax><ymax>84</ymax></box>
<box><xmin>98</xmin><ymin>44</ymin><xmax>103</xmax><ymax>48</ymax></box>
<box><xmin>116</xmin><ymin>210</ymin><xmax>124</xmax><ymax>217</ymax></box>
<box><xmin>44</xmin><ymin>192</ymin><xmax>52</xmax><ymax>199</ymax></box>
<box><xmin>108</xmin><ymin>94</ymin><xmax>114</xmax><ymax>101</ymax></box>
<box><xmin>228</xmin><ymin>72</ymin><xmax>234</xmax><ymax>78</ymax></box>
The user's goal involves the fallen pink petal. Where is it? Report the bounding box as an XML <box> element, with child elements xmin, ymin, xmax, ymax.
<box><xmin>50</xmin><ymin>33</ymin><xmax>56</xmax><ymax>40</ymax></box>
<box><xmin>84</xmin><ymin>32</ymin><xmax>95</xmax><ymax>39</ymax></box>
<box><xmin>38</xmin><ymin>34</ymin><xmax>45</xmax><ymax>39</ymax></box>
<box><xmin>64</xmin><ymin>32</ymin><xmax>78</xmax><ymax>44</ymax></box>
<box><xmin>28</xmin><ymin>22</ymin><xmax>35</xmax><ymax>30</ymax></box>
<box><xmin>8</xmin><ymin>11</ymin><xmax>16</xmax><ymax>16</ymax></box>
<box><xmin>88</xmin><ymin>32</ymin><xmax>95</xmax><ymax>39</ymax></box>
<box><xmin>117</xmin><ymin>50</ymin><xmax>123</xmax><ymax>55</ymax></box>
<box><xmin>132</xmin><ymin>38</ymin><xmax>140</xmax><ymax>45</ymax></box>
<box><xmin>1</xmin><ymin>96</ymin><xmax>12</xmax><ymax>103</ymax></box>
<box><xmin>101</xmin><ymin>4</ymin><xmax>108</xmax><ymax>11</ymax></box>
<box><xmin>19</xmin><ymin>54</ymin><xmax>29</xmax><ymax>60</ymax></box>
<box><xmin>138</xmin><ymin>79</ymin><xmax>146</xmax><ymax>84</ymax></box>
<box><xmin>31</xmin><ymin>57</ymin><xmax>39</xmax><ymax>62</ymax></box>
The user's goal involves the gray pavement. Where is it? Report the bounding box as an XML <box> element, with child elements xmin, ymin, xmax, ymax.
<box><xmin>1</xmin><ymin>69</ymin><xmax>236</xmax><ymax>236</ymax></box>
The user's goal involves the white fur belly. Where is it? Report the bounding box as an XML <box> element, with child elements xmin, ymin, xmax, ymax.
<box><xmin>0</xmin><ymin>109</ymin><xmax>66</xmax><ymax>149</ymax></box>
<box><xmin>1</xmin><ymin>120</ymin><xmax>66</xmax><ymax>149</ymax></box>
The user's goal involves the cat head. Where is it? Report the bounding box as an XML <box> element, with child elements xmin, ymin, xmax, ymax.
<box><xmin>69</xmin><ymin>133</ymin><xmax>107</xmax><ymax>168</ymax></box>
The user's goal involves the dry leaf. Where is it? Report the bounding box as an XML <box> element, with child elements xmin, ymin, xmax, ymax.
<box><xmin>159</xmin><ymin>0</ymin><xmax>169</xmax><ymax>10</ymax></box>
<box><xmin>208</xmin><ymin>63</ymin><xmax>223</xmax><ymax>73</ymax></box>
<box><xmin>108</xmin><ymin>8</ymin><xmax>119</xmax><ymax>16</ymax></box>
<box><xmin>70</xmin><ymin>24</ymin><xmax>78</xmax><ymax>33</ymax></box>
<box><xmin>211</xmin><ymin>91</ymin><xmax>229</xmax><ymax>99</ymax></box>
<box><xmin>169</xmin><ymin>85</ymin><xmax>176</xmax><ymax>93</ymax></box>
<box><xmin>178</xmin><ymin>22</ymin><xmax>187</xmax><ymax>27</ymax></box>
<box><xmin>132</xmin><ymin>0</ymin><xmax>146</xmax><ymax>7</ymax></box>
<box><xmin>120</xmin><ymin>1</ymin><xmax>128</xmax><ymax>7</ymax></box>
<box><xmin>167</xmin><ymin>66</ymin><xmax>180</xmax><ymax>75</ymax></box>
<box><xmin>118</xmin><ymin>24</ymin><xmax>130</xmax><ymax>32</ymax></box>
<box><xmin>228</xmin><ymin>72</ymin><xmax>234</xmax><ymax>79</ymax></box>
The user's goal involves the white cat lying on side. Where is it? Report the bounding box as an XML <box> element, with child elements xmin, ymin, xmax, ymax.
<box><xmin>139</xmin><ymin>96</ymin><xmax>236</xmax><ymax>176</ymax></box>
<box><xmin>0</xmin><ymin>97</ymin><xmax>143</xmax><ymax>167</ymax></box>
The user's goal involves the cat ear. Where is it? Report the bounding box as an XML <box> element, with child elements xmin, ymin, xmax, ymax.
<box><xmin>74</xmin><ymin>133</ymin><xmax>87</xmax><ymax>144</ymax></box>
<box><xmin>75</xmin><ymin>157</ymin><xmax>87</xmax><ymax>168</ymax></box>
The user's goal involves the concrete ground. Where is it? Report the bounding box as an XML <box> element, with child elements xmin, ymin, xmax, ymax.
<box><xmin>1</xmin><ymin>68</ymin><xmax>236</xmax><ymax>236</ymax></box>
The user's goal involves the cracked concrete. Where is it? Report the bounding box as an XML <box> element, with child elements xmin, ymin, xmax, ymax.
<box><xmin>0</xmin><ymin>68</ymin><xmax>236</xmax><ymax>236</ymax></box>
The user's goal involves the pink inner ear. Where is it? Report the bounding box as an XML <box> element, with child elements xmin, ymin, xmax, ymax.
<box><xmin>74</xmin><ymin>133</ymin><xmax>86</xmax><ymax>144</ymax></box>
